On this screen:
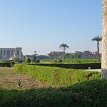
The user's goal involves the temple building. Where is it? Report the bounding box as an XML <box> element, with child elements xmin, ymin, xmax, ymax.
<box><xmin>0</xmin><ymin>47</ymin><xmax>23</xmax><ymax>60</ymax></box>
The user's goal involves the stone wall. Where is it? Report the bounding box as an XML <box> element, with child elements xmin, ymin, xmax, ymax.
<box><xmin>0</xmin><ymin>47</ymin><xmax>23</xmax><ymax>60</ymax></box>
<box><xmin>102</xmin><ymin>0</ymin><xmax>107</xmax><ymax>78</ymax></box>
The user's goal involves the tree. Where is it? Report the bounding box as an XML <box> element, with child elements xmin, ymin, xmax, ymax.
<box><xmin>25</xmin><ymin>57</ymin><xmax>31</xmax><ymax>63</ymax></box>
<box><xmin>74</xmin><ymin>53</ymin><xmax>81</xmax><ymax>59</ymax></box>
<box><xmin>32</xmin><ymin>56</ymin><xmax>37</xmax><ymax>63</ymax></box>
<box><xmin>102</xmin><ymin>0</ymin><xmax>107</xmax><ymax>79</ymax></box>
<box><xmin>12</xmin><ymin>57</ymin><xmax>22</xmax><ymax>63</ymax></box>
<box><xmin>64</xmin><ymin>53</ymin><xmax>70</xmax><ymax>59</ymax></box>
<box><xmin>59</xmin><ymin>44</ymin><xmax>69</xmax><ymax>53</ymax></box>
<box><xmin>92</xmin><ymin>36</ymin><xmax>102</xmax><ymax>60</ymax></box>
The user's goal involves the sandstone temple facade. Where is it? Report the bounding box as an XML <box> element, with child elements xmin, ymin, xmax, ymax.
<box><xmin>0</xmin><ymin>47</ymin><xmax>23</xmax><ymax>60</ymax></box>
<box><xmin>102</xmin><ymin>0</ymin><xmax>107</xmax><ymax>78</ymax></box>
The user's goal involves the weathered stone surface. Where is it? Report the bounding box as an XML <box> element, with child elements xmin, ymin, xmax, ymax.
<box><xmin>0</xmin><ymin>47</ymin><xmax>23</xmax><ymax>60</ymax></box>
<box><xmin>102</xmin><ymin>0</ymin><xmax>107</xmax><ymax>78</ymax></box>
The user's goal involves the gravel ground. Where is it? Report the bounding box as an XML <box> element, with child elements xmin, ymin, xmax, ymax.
<box><xmin>0</xmin><ymin>67</ymin><xmax>47</xmax><ymax>90</ymax></box>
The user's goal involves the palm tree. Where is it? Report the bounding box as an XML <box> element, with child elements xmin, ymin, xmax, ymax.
<box><xmin>102</xmin><ymin>0</ymin><xmax>107</xmax><ymax>79</ymax></box>
<box><xmin>92</xmin><ymin>36</ymin><xmax>102</xmax><ymax>60</ymax></box>
<box><xmin>59</xmin><ymin>44</ymin><xmax>69</xmax><ymax>53</ymax></box>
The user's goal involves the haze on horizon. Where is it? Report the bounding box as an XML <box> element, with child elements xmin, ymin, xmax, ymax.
<box><xmin>0</xmin><ymin>0</ymin><xmax>102</xmax><ymax>55</ymax></box>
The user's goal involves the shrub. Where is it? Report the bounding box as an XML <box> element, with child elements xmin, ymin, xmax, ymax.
<box><xmin>53</xmin><ymin>59</ymin><xmax>63</xmax><ymax>63</ymax></box>
<box><xmin>36</xmin><ymin>59</ymin><xmax>40</xmax><ymax>63</ymax></box>
<box><xmin>12</xmin><ymin>57</ymin><xmax>22</xmax><ymax>63</ymax></box>
<box><xmin>54</xmin><ymin>60</ymin><xmax>57</xmax><ymax>63</ymax></box>
<box><xmin>70</xmin><ymin>80</ymin><xmax>107</xmax><ymax>107</ymax></box>
<box><xmin>14</xmin><ymin>64</ymin><xmax>101</xmax><ymax>87</ymax></box>
<box><xmin>0</xmin><ymin>62</ymin><xmax>12</xmax><ymax>67</ymax></box>
<box><xmin>31</xmin><ymin>63</ymin><xmax>101</xmax><ymax>69</ymax></box>
<box><xmin>57</xmin><ymin>59</ymin><xmax>63</xmax><ymax>63</ymax></box>
<box><xmin>25</xmin><ymin>58</ymin><xmax>31</xmax><ymax>63</ymax></box>
<box><xmin>0</xmin><ymin>80</ymin><xmax>107</xmax><ymax>107</ymax></box>
<box><xmin>10</xmin><ymin>61</ymin><xmax>15</xmax><ymax>67</ymax></box>
<box><xmin>32</xmin><ymin>56</ymin><xmax>36</xmax><ymax>63</ymax></box>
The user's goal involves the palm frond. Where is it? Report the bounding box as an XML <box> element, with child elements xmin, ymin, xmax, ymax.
<box><xmin>92</xmin><ymin>36</ymin><xmax>102</xmax><ymax>41</ymax></box>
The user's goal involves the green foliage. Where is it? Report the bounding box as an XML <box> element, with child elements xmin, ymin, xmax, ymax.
<box><xmin>0</xmin><ymin>62</ymin><xmax>12</xmax><ymax>67</ymax></box>
<box><xmin>92</xmin><ymin>36</ymin><xmax>102</xmax><ymax>42</ymax></box>
<box><xmin>54</xmin><ymin>60</ymin><xmax>57</xmax><ymax>63</ymax></box>
<box><xmin>71</xmin><ymin>79</ymin><xmax>107</xmax><ymax>107</ymax></box>
<box><xmin>54</xmin><ymin>59</ymin><xmax>63</xmax><ymax>63</ymax></box>
<box><xmin>32</xmin><ymin>56</ymin><xmax>36</xmax><ymax>63</ymax></box>
<box><xmin>14</xmin><ymin>64</ymin><xmax>101</xmax><ymax>87</ymax></box>
<box><xmin>0</xmin><ymin>80</ymin><xmax>107</xmax><ymax>107</ymax></box>
<box><xmin>59</xmin><ymin>43</ymin><xmax>69</xmax><ymax>53</ymax></box>
<box><xmin>25</xmin><ymin>58</ymin><xmax>31</xmax><ymax>63</ymax></box>
<box><xmin>41</xmin><ymin>59</ymin><xmax>100</xmax><ymax>64</ymax></box>
<box><xmin>57</xmin><ymin>59</ymin><xmax>63</xmax><ymax>63</ymax></box>
<box><xmin>36</xmin><ymin>59</ymin><xmax>40</xmax><ymax>63</ymax></box>
<box><xmin>30</xmin><ymin>63</ymin><xmax>101</xmax><ymax>69</ymax></box>
<box><xmin>59</xmin><ymin>53</ymin><xmax>81</xmax><ymax>60</ymax></box>
<box><xmin>12</xmin><ymin>57</ymin><xmax>22</xmax><ymax>63</ymax></box>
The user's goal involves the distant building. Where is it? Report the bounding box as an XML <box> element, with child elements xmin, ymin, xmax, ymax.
<box><xmin>0</xmin><ymin>47</ymin><xmax>23</xmax><ymax>60</ymax></box>
<box><xmin>37</xmin><ymin>55</ymin><xmax>49</xmax><ymax>60</ymax></box>
<box><xmin>48</xmin><ymin>51</ymin><xmax>64</xmax><ymax>59</ymax></box>
<box><xmin>25</xmin><ymin>54</ymin><xmax>49</xmax><ymax>60</ymax></box>
<box><xmin>75</xmin><ymin>51</ymin><xmax>98</xmax><ymax>59</ymax></box>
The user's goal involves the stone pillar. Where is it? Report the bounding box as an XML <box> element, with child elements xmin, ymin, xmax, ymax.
<box><xmin>13</xmin><ymin>49</ymin><xmax>16</xmax><ymax>58</ymax></box>
<box><xmin>102</xmin><ymin>0</ymin><xmax>107</xmax><ymax>78</ymax></box>
<box><xmin>15</xmin><ymin>47</ymin><xmax>23</xmax><ymax>59</ymax></box>
<box><xmin>19</xmin><ymin>48</ymin><xmax>22</xmax><ymax>59</ymax></box>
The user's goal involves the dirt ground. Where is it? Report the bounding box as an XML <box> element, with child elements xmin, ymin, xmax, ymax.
<box><xmin>0</xmin><ymin>67</ymin><xmax>46</xmax><ymax>90</ymax></box>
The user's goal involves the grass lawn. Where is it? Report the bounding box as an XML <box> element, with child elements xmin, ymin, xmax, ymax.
<box><xmin>0</xmin><ymin>67</ymin><xmax>47</xmax><ymax>90</ymax></box>
<box><xmin>0</xmin><ymin>66</ymin><xmax>107</xmax><ymax>107</ymax></box>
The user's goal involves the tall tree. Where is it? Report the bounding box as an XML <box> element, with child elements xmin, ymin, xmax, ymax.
<box><xmin>92</xmin><ymin>36</ymin><xmax>102</xmax><ymax>60</ymax></box>
<box><xmin>59</xmin><ymin>44</ymin><xmax>69</xmax><ymax>53</ymax></box>
<box><xmin>102</xmin><ymin>0</ymin><xmax>107</xmax><ymax>79</ymax></box>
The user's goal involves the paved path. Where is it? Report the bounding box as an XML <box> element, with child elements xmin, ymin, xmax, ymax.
<box><xmin>85</xmin><ymin>69</ymin><xmax>101</xmax><ymax>72</ymax></box>
<box><xmin>0</xmin><ymin>67</ymin><xmax>46</xmax><ymax>90</ymax></box>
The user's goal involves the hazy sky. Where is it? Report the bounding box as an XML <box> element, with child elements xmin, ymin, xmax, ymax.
<box><xmin>0</xmin><ymin>0</ymin><xmax>102</xmax><ymax>55</ymax></box>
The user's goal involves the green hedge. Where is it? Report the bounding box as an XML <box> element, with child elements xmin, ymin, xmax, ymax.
<box><xmin>41</xmin><ymin>59</ymin><xmax>100</xmax><ymax>64</ymax></box>
<box><xmin>30</xmin><ymin>63</ymin><xmax>101</xmax><ymax>69</ymax></box>
<box><xmin>14</xmin><ymin>64</ymin><xmax>101</xmax><ymax>87</ymax></box>
<box><xmin>0</xmin><ymin>62</ymin><xmax>12</xmax><ymax>67</ymax></box>
<box><xmin>0</xmin><ymin>80</ymin><xmax>107</xmax><ymax>107</ymax></box>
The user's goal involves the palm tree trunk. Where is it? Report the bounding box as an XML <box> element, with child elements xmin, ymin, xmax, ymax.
<box><xmin>97</xmin><ymin>41</ymin><xmax>100</xmax><ymax>61</ymax></box>
<box><xmin>63</xmin><ymin>48</ymin><xmax>66</xmax><ymax>54</ymax></box>
<box><xmin>102</xmin><ymin>0</ymin><xmax>107</xmax><ymax>79</ymax></box>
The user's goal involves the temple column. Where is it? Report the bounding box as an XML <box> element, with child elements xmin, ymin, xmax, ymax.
<box><xmin>102</xmin><ymin>0</ymin><xmax>107</xmax><ymax>78</ymax></box>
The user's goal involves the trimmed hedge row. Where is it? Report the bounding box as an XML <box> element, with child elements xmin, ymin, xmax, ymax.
<box><xmin>14</xmin><ymin>64</ymin><xmax>101</xmax><ymax>87</ymax></box>
<box><xmin>30</xmin><ymin>63</ymin><xmax>101</xmax><ymax>69</ymax></box>
<box><xmin>0</xmin><ymin>62</ymin><xmax>13</xmax><ymax>67</ymax></box>
<box><xmin>0</xmin><ymin>80</ymin><xmax>107</xmax><ymax>107</ymax></box>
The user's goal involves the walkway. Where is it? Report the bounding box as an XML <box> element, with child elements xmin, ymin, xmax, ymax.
<box><xmin>85</xmin><ymin>69</ymin><xmax>101</xmax><ymax>72</ymax></box>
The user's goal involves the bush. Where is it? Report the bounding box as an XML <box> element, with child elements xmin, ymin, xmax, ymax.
<box><xmin>41</xmin><ymin>59</ymin><xmax>100</xmax><ymax>64</ymax></box>
<box><xmin>0</xmin><ymin>62</ymin><xmax>12</xmax><ymax>67</ymax></box>
<box><xmin>31</xmin><ymin>63</ymin><xmax>101</xmax><ymax>69</ymax></box>
<box><xmin>0</xmin><ymin>80</ymin><xmax>107</xmax><ymax>107</ymax></box>
<box><xmin>14</xmin><ymin>64</ymin><xmax>101</xmax><ymax>87</ymax></box>
<box><xmin>25</xmin><ymin>58</ymin><xmax>31</xmax><ymax>63</ymax></box>
<box><xmin>54</xmin><ymin>60</ymin><xmax>57</xmax><ymax>63</ymax></box>
<box><xmin>53</xmin><ymin>59</ymin><xmax>63</xmax><ymax>63</ymax></box>
<box><xmin>70</xmin><ymin>79</ymin><xmax>107</xmax><ymax>107</ymax></box>
<box><xmin>32</xmin><ymin>56</ymin><xmax>36</xmax><ymax>63</ymax></box>
<box><xmin>12</xmin><ymin>57</ymin><xmax>22</xmax><ymax>63</ymax></box>
<box><xmin>57</xmin><ymin>59</ymin><xmax>63</xmax><ymax>63</ymax></box>
<box><xmin>36</xmin><ymin>59</ymin><xmax>40</xmax><ymax>63</ymax></box>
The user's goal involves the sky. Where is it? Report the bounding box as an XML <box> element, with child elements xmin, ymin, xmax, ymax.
<box><xmin>0</xmin><ymin>0</ymin><xmax>102</xmax><ymax>55</ymax></box>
